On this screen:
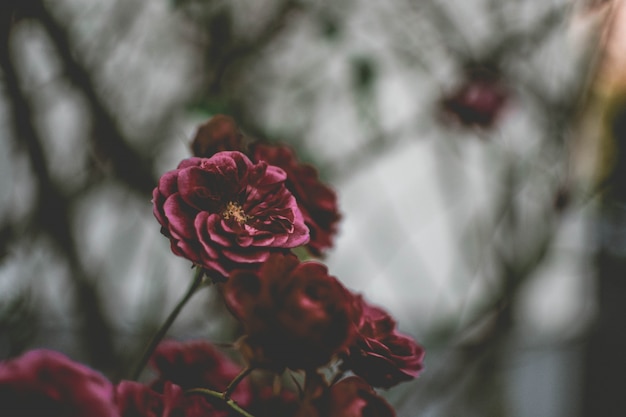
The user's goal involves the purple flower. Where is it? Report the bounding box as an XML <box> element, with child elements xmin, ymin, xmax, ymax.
<box><xmin>0</xmin><ymin>349</ymin><xmax>118</xmax><ymax>417</ymax></box>
<box><xmin>152</xmin><ymin>151</ymin><xmax>309</xmax><ymax>278</ymax></box>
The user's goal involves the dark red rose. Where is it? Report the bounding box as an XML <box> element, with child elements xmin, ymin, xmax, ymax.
<box><xmin>149</xmin><ymin>339</ymin><xmax>251</xmax><ymax>406</ymax></box>
<box><xmin>222</xmin><ymin>253</ymin><xmax>358</xmax><ymax>370</ymax></box>
<box><xmin>296</xmin><ymin>377</ymin><xmax>395</xmax><ymax>417</ymax></box>
<box><xmin>440</xmin><ymin>65</ymin><xmax>509</xmax><ymax>129</ymax></box>
<box><xmin>190</xmin><ymin>115</ymin><xmax>244</xmax><ymax>158</ymax></box>
<box><xmin>343</xmin><ymin>296</ymin><xmax>424</xmax><ymax>389</ymax></box>
<box><xmin>116</xmin><ymin>381</ymin><xmax>226</xmax><ymax>417</ymax></box>
<box><xmin>152</xmin><ymin>151</ymin><xmax>309</xmax><ymax>278</ymax></box>
<box><xmin>250</xmin><ymin>143</ymin><xmax>341</xmax><ymax>257</ymax></box>
<box><xmin>0</xmin><ymin>349</ymin><xmax>118</xmax><ymax>417</ymax></box>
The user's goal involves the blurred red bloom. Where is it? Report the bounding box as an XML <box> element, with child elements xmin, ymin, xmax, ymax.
<box><xmin>0</xmin><ymin>349</ymin><xmax>118</xmax><ymax>417</ymax></box>
<box><xmin>440</xmin><ymin>65</ymin><xmax>509</xmax><ymax>129</ymax></box>
<box><xmin>222</xmin><ymin>253</ymin><xmax>358</xmax><ymax>370</ymax></box>
<box><xmin>152</xmin><ymin>151</ymin><xmax>309</xmax><ymax>279</ymax></box>
<box><xmin>250</xmin><ymin>143</ymin><xmax>341</xmax><ymax>257</ymax></box>
<box><xmin>343</xmin><ymin>296</ymin><xmax>424</xmax><ymax>389</ymax></box>
<box><xmin>116</xmin><ymin>381</ymin><xmax>227</xmax><ymax>417</ymax></box>
<box><xmin>149</xmin><ymin>339</ymin><xmax>251</xmax><ymax>406</ymax></box>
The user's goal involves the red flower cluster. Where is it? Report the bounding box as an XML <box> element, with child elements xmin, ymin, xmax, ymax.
<box><xmin>0</xmin><ymin>344</ymin><xmax>400</xmax><ymax>417</ymax></box>
<box><xmin>8</xmin><ymin>110</ymin><xmax>424</xmax><ymax>414</ymax></box>
<box><xmin>189</xmin><ymin>115</ymin><xmax>341</xmax><ymax>257</ymax></box>
<box><xmin>221</xmin><ymin>253</ymin><xmax>424</xmax><ymax>386</ymax></box>
<box><xmin>153</xmin><ymin>151</ymin><xmax>309</xmax><ymax>278</ymax></box>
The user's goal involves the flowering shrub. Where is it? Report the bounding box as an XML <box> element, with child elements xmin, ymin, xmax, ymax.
<box><xmin>1</xmin><ymin>115</ymin><xmax>424</xmax><ymax>417</ymax></box>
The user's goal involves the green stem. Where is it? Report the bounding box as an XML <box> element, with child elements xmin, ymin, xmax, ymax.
<box><xmin>187</xmin><ymin>388</ymin><xmax>255</xmax><ymax>417</ymax></box>
<box><xmin>129</xmin><ymin>266</ymin><xmax>205</xmax><ymax>380</ymax></box>
<box><xmin>223</xmin><ymin>367</ymin><xmax>254</xmax><ymax>400</ymax></box>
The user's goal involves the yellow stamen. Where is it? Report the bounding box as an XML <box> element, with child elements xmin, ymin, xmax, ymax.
<box><xmin>222</xmin><ymin>201</ymin><xmax>250</xmax><ymax>225</ymax></box>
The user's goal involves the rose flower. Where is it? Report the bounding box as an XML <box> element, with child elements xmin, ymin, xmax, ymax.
<box><xmin>440</xmin><ymin>64</ymin><xmax>509</xmax><ymax>129</ymax></box>
<box><xmin>152</xmin><ymin>151</ymin><xmax>309</xmax><ymax>279</ymax></box>
<box><xmin>188</xmin><ymin>115</ymin><xmax>341</xmax><ymax>257</ymax></box>
<box><xmin>0</xmin><ymin>349</ymin><xmax>118</xmax><ymax>417</ymax></box>
<box><xmin>116</xmin><ymin>381</ymin><xmax>227</xmax><ymax>417</ymax></box>
<box><xmin>342</xmin><ymin>296</ymin><xmax>425</xmax><ymax>389</ymax></box>
<box><xmin>222</xmin><ymin>253</ymin><xmax>358</xmax><ymax>371</ymax></box>
<box><xmin>149</xmin><ymin>339</ymin><xmax>251</xmax><ymax>406</ymax></box>
<box><xmin>250</xmin><ymin>143</ymin><xmax>341</xmax><ymax>257</ymax></box>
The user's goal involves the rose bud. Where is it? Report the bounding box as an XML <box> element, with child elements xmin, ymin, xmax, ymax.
<box><xmin>342</xmin><ymin>296</ymin><xmax>424</xmax><ymax>389</ymax></box>
<box><xmin>222</xmin><ymin>253</ymin><xmax>358</xmax><ymax>370</ymax></box>
<box><xmin>249</xmin><ymin>143</ymin><xmax>341</xmax><ymax>257</ymax></box>
<box><xmin>149</xmin><ymin>339</ymin><xmax>251</xmax><ymax>406</ymax></box>
<box><xmin>152</xmin><ymin>151</ymin><xmax>309</xmax><ymax>279</ymax></box>
<box><xmin>190</xmin><ymin>114</ymin><xmax>244</xmax><ymax>158</ymax></box>
<box><xmin>0</xmin><ymin>349</ymin><xmax>118</xmax><ymax>417</ymax></box>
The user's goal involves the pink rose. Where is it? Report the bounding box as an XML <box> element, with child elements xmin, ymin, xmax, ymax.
<box><xmin>187</xmin><ymin>116</ymin><xmax>340</xmax><ymax>258</ymax></box>
<box><xmin>222</xmin><ymin>253</ymin><xmax>358</xmax><ymax>370</ymax></box>
<box><xmin>149</xmin><ymin>339</ymin><xmax>251</xmax><ymax>406</ymax></box>
<box><xmin>250</xmin><ymin>143</ymin><xmax>341</xmax><ymax>257</ymax></box>
<box><xmin>343</xmin><ymin>297</ymin><xmax>425</xmax><ymax>389</ymax></box>
<box><xmin>152</xmin><ymin>151</ymin><xmax>309</xmax><ymax>278</ymax></box>
<box><xmin>0</xmin><ymin>349</ymin><xmax>118</xmax><ymax>417</ymax></box>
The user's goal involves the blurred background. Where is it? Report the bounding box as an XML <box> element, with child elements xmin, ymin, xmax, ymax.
<box><xmin>0</xmin><ymin>0</ymin><xmax>624</xmax><ymax>416</ymax></box>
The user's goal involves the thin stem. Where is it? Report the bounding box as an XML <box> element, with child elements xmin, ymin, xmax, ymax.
<box><xmin>187</xmin><ymin>388</ymin><xmax>255</xmax><ymax>417</ymax></box>
<box><xmin>129</xmin><ymin>266</ymin><xmax>205</xmax><ymax>380</ymax></box>
<box><xmin>223</xmin><ymin>367</ymin><xmax>254</xmax><ymax>400</ymax></box>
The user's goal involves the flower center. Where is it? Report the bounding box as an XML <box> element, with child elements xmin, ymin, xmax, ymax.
<box><xmin>222</xmin><ymin>201</ymin><xmax>250</xmax><ymax>225</ymax></box>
